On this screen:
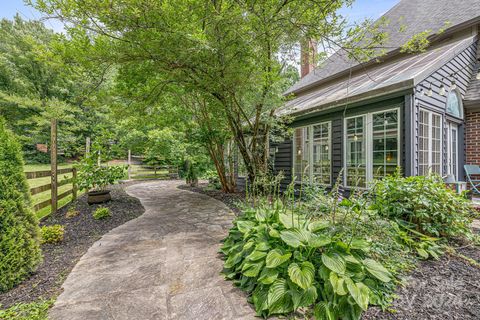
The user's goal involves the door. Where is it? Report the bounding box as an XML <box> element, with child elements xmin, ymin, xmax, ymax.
<box><xmin>447</xmin><ymin>123</ymin><xmax>458</xmax><ymax>180</ymax></box>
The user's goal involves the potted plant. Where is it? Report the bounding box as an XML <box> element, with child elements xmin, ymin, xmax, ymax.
<box><xmin>76</xmin><ymin>155</ymin><xmax>126</xmax><ymax>204</ymax></box>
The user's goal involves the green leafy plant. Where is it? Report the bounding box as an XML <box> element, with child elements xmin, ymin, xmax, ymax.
<box><xmin>0</xmin><ymin>118</ymin><xmax>42</xmax><ymax>292</ymax></box>
<box><xmin>221</xmin><ymin>197</ymin><xmax>394</xmax><ymax>319</ymax></box>
<box><xmin>40</xmin><ymin>225</ymin><xmax>65</xmax><ymax>244</ymax></box>
<box><xmin>371</xmin><ymin>170</ymin><xmax>474</xmax><ymax>239</ymax></box>
<box><xmin>0</xmin><ymin>299</ymin><xmax>54</xmax><ymax>320</ymax></box>
<box><xmin>93</xmin><ymin>207</ymin><xmax>111</xmax><ymax>220</ymax></box>
<box><xmin>76</xmin><ymin>152</ymin><xmax>126</xmax><ymax>192</ymax></box>
<box><xmin>65</xmin><ymin>208</ymin><xmax>80</xmax><ymax>219</ymax></box>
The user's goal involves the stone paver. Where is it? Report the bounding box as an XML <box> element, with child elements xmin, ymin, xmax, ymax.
<box><xmin>50</xmin><ymin>181</ymin><xmax>255</xmax><ymax>320</ymax></box>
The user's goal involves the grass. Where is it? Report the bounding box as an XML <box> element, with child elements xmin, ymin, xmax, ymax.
<box><xmin>0</xmin><ymin>299</ymin><xmax>54</xmax><ymax>320</ymax></box>
<box><xmin>24</xmin><ymin>163</ymin><xmax>81</xmax><ymax>219</ymax></box>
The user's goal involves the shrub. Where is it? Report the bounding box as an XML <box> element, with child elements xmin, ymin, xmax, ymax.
<box><xmin>0</xmin><ymin>118</ymin><xmax>42</xmax><ymax>292</ymax></box>
<box><xmin>40</xmin><ymin>225</ymin><xmax>65</xmax><ymax>244</ymax></box>
<box><xmin>372</xmin><ymin>171</ymin><xmax>474</xmax><ymax>239</ymax></box>
<box><xmin>221</xmin><ymin>197</ymin><xmax>395</xmax><ymax>319</ymax></box>
<box><xmin>76</xmin><ymin>150</ymin><xmax>126</xmax><ymax>192</ymax></box>
<box><xmin>93</xmin><ymin>207</ymin><xmax>111</xmax><ymax>220</ymax></box>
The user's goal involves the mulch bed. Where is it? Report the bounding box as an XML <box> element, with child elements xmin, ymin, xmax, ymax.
<box><xmin>185</xmin><ymin>182</ymin><xmax>480</xmax><ymax>320</ymax></box>
<box><xmin>0</xmin><ymin>181</ymin><xmax>145</xmax><ymax>309</ymax></box>
<box><xmin>178</xmin><ymin>182</ymin><xmax>246</xmax><ymax>215</ymax></box>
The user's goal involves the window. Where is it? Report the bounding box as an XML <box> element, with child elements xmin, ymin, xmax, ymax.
<box><xmin>418</xmin><ymin>109</ymin><xmax>442</xmax><ymax>176</ymax></box>
<box><xmin>346</xmin><ymin>116</ymin><xmax>366</xmax><ymax>187</ymax></box>
<box><xmin>373</xmin><ymin>110</ymin><xmax>399</xmax><ymax>179</ymax></box>
<box><xmin>293</xmin><ymin>121</ymin><xmax>331</xmax><ymax>184</ymax></box>
<box><xmin>446</xmin><ymin>90</ymin><xmax>463</xmax><ymax>118</ymax></box>
<box><xmin>312</xmin><ymin>122</ymin><xmax>331</xmax><ymax>185</ymax></box>
<box><xmin>344</xmin><ymin>109</ymin><xmax>400</xmax><ymax>187</ymax></box>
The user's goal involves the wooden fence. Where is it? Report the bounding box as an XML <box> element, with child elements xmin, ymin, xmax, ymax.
<box><xmin>128</xmin><ymin>164</ymin><xmax>179</xmax><ymax>180</ymax></box>
<box><xmin>26</xmin><ymin>167</ymin><xmax>78</xmax><ymax>213</ymax></box>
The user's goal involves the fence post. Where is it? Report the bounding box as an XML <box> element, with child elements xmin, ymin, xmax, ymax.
<box><xmin>128</xmin><ymin>149</ymin><xmax>131</xmax><ymax>179</ymax></box>
<box><xmin>72</xmin><ymin>167</ymin><xmax>77</xmax><ymax>200</ymax></box>
<box><xmin>86</xmin><ymin>137</ymin><xmax>91</xmax><ymax>155</ymax></box>
<box><xmin>51</xmin><ymin>118</ymin><xmax>58</xmax><ymax>214</ymax></box>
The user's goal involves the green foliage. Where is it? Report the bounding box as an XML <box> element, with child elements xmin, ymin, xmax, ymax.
<box><xmin>76</xmin><ymin>151</ymin><xmax>126</xmax><ymax>191</ymax></box>
<box><xmin>93</xmin><ymin>207</ymin><xmax>111</xmax><ymax>220</ymax></box>
<box><xmin>0</xmin><ymin>299</ymin><xmax>54</xmax><ymax>320</ymax></box>
<box><xmin>65</xmin><ymin>208</ymin><xmax>80</xmax><ymax>219</ymax></box>
<box><xmin>221</xmin><ymin>198</ymin><xmax>394</xmax><ymax>319</ymax></box>
<box><xmin>40</xmin><ymin>225</ymin><xmax>65</xmax><ymax>244</ymax></box>
<box><xmin>185</xmin><ymin>162</ymin><xmax>198</xmax><ymax>187</ymax></box>
<box><xmin>372</xmin><ymin>171</ymin><xmax>474</xmax><ymax>238</ymax></box>
<box><xmin>0</xmin><ymin>118</ymin><xmax>42</xmax><ymax>292</ymax></box>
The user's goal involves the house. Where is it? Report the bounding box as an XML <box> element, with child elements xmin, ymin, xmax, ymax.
<box><xmin>238</xmin><ymin>0</ymin><xmax>480</xmax><ymax>191</ymax></box>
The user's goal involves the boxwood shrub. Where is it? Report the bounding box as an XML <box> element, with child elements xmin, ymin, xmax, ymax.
<box><xmin>0</xmin><ymin>118</ymin><xmax>42</xmax><ymax>292</ymax></box>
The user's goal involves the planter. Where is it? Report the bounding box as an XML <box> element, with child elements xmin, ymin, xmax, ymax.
<box><xmin>87</xmin><ymin>190</ymin><xmax>111</xmax><ymax>205</ymax></box>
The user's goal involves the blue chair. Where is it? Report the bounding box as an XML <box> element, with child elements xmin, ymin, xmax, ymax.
<box><xmin>464</xmin><ymin>165</ymin><xmax>480</xmax><ymax>194</ymax></box>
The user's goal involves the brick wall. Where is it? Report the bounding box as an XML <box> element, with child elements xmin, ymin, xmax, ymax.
<box><xmin>466</xmin><ymin>111</ymin><xmax>480</xmax><ymax>165</ymax></box>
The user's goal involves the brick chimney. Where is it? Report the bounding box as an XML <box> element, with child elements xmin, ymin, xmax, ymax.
<box><xmin>300</xmin><ymin>39</ymin><xmax>317</xmax><ymax>78</ymax></box>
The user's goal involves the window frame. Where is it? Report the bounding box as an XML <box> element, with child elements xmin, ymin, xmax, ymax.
<box><xmin>417</xmin><ymin>108</ymin><xmax>443</xmax><ymax>176</ymax></box>
<box><xmin>343</xmin><ymin>107</ymin><xmax>401</xmax><ymax>188</ymax></box>
<box><xmin>292</xmin><ymin>121</ymin><xmax>332</xmax><ymax>186</ymax></box>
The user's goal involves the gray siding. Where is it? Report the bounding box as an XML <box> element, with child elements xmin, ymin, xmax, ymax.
<box><xmin>414</xmin><ymin>41</ymin><xmax>478</xmax><ymax>176</ymax></box>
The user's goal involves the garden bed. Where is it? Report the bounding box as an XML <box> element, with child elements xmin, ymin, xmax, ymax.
<box><xmin>186</xmin><ymin>182</ymin><xmax>480</xmax><ymax>320</ymax></box>
<box><xmin>0</xmin><ymin>181</ymin><xmax>145</xmax><ymax>309</ymax></box>
<box><xmin>178</xmin><ymin>182</ymin><xmax>246</xmax><ymax>215</ymax></box>
<box><xmin>363</xmin><ymin>251</ymin><xmax>480</xmax><ymax>319</ymax></box>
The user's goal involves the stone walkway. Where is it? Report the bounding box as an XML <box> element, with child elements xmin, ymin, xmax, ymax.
<box><xmin>50</xmin><ymin>181</ymin><xmax>255</xmax><ymax>320</ymax></box>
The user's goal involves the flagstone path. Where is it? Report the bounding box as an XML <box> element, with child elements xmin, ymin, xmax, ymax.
<box><xmin>49</xmin><ymin>180</ymin><xmax>255</xmax><ymax>320</ymax></box>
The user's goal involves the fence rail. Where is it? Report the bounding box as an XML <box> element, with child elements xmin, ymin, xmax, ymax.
<box><xmin>128</xmin><ymin>164</ymin><xmax>179</xmax><ymax>180</ymax></box>
<box><xmin>26</xmin><ymin>167</ymin><xmax>77</xmax><ymax>214</ymax></box>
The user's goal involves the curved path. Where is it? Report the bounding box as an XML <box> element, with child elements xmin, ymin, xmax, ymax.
<box><xmin>50</xmin><ymin>181</ymin><xmax>255</xmax><ymax>320</ymax></box>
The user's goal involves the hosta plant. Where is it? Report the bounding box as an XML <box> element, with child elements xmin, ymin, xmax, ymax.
<box><xmin>221</xmin><ymin>200</ymin><xmax>394</xmax><ymax>319</ymax></box>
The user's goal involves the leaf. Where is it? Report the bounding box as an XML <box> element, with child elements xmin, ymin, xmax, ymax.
<box><xmin>246</xmin><ymin>250</ymin><xmax>267</xmax><ymax>261</ymax></box>
<box><xmin>291</xmin><ymin>285</ymin><xmax>318</xmax><ymax>310</ymax></box>
<box><xmin>349</xmin><ymin>239</ymin><xmax>370</xmax><ymax>251</ymax></box>
<box><xmin>268</xmin><ymin>228</ymin><xmax>280</xmax><ymax>238</ymax></box>
<box><xmin>314</xmin><ymin>301</ymin><xmax>334</xmax><ymax>320</ymax></box>
<box><xmin>346</xmin><ymin>280</ymin><xmax>370</xmax><ymax>311</ymax></box>
<box><xmin>416</xmin><ymin>248</ymin><xmax>429</xmax><ymax>259</ymax></box>
<box><xmin>252</xmin><ymin>286</ymin><xmax>269</xmax><ymax>313</ymax></box>
<box><xmin>255</xmin><ymin>242</ymin><xmax>270</xmax><ymax>251</ymax></box>
<box><xmin>236</xmin><ymin>221</ymin><xmax>255</xmax><ymax>234</ymax></box>
<box><xmin>258</xmin><ymin>268</ymin><xmax>279</xmax><ymax>284</ymax></box>
<box><xmin>288</xmin><ymin>262</ymin><xmax>315</xmax><ymax>290</ymax></box>
<box><xmin>308</xmin><ymin>220</ymin><xmax>330</xmax><ymax>232</ymax></box>
<box><xmin>329</xmin><ymin>272</ymin><xmax>347</xmax><ymax>296</ymax></box>
<box><xmin>266</xmin><ymin>249</ymin><xmax>292</xmax><ymax>268</ymax></box>
<box><xmin>224</xmin><ymin>252</ymin><xmax>242</xmax><ymax>268</ymax></box>
<box><xmin>242</xmin><ymin>261</ymin><xmax>264</xmax><ymax>277</ymax></box>
<box><xmin>280</xmin><ymin>229</ymin><xmax>311</xmax><ymax>248</ymax></box>
<box><xmin>363</xmin><ymin>258</ymin><xmax>392</xmax><ymax>283</ymax></box>
<box><xmin>321</xmin><ymin>253</ymin><xmax>346</xmax><ymax>274</ymax></box>
<box><xmin>279</xmin><ymin>212</ymin><xmax>306</xmax><ymax>229</ymax></box>
<box><xmin>309</xmin><ymin>234</ymin><xmax>332</xmax><ymax>248</ymax></box>
<box><xmin>267</xmin><ymin>278</ymin><xmax>289</xmax><ymax>307</ymax></box>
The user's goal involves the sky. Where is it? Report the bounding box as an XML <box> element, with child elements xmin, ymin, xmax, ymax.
<box><xmin>1</xmin><ymin>0</ymin><xmax>400</xmax><ymax>32</ymax></box>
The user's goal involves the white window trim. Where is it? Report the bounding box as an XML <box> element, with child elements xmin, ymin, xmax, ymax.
<box><xmin>343</xmin><ymin>107</ymin><xmax>401</xmax><ymax>188</ymax></box>
<box><xmin>292</xmin><ymin>121</ymin><xmax>332</xmax><ymax>185</ymax></box>
<box><xmin>418</xmin><ymin>108</ymin><xmax>443</xmax><ymax>176</ymax></box>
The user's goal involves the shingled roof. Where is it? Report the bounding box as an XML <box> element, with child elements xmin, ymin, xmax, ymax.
<box><xmin>277</xmin><ymin>35</ymin><xmax>477</xmax><ymax>117</ymax></box>
<box><xmin>286</xmin><ymin>0</ymin><xmax>480</xmax><ymax>95</ymax></box>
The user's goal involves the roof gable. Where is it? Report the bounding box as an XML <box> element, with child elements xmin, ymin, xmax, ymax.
<box><xmin>286</xmin><ymin>0</ymin><xmax>480</xmax><ymax>95</ymax></box>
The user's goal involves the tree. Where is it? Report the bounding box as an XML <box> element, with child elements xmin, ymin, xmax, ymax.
<box><xmin>33</xmin><ymin>0</ymin><xmax>387</xmax><ymax>186</ymax></box>
<box><xmin>0</xmin><ymin>118</ymin><xmax>42</xmax><ymax>292</ymax></box>
<box><xmin>0</xmin><ymin>15</ymin><xmax>114</xmax><ymax>162</ymax></box>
